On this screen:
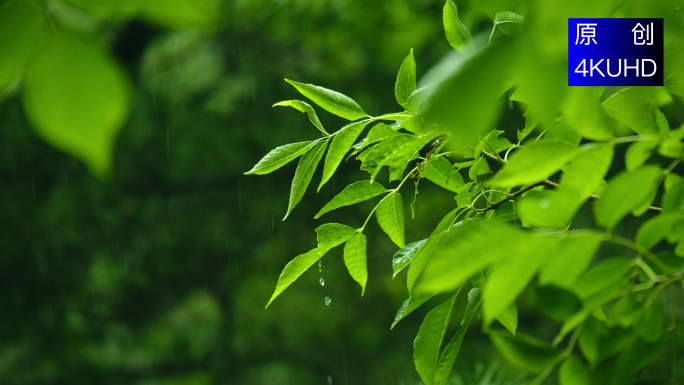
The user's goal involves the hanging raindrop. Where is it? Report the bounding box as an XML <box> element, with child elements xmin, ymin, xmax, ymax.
<box><xmin>319</xmin><ymin>277</ymin><xmax>325</xmax><ymax>286</ymax></box>
<box><xmin>324</xmin><ymin>296</ymin><xmax>331</xmax><ymax>306</ymax></box>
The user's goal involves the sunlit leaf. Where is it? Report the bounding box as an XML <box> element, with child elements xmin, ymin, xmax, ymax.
<box><xmin>395</xmin><ymin>49</ymin><xmax>417</xmax><ymax>108</ymax></box>
<box><xmin>273</xmin><ymin>100</ymin><xmax>328</xmax><ymax>135</ymax></box>
<box><xmin>637</xmin><ymin>213</ymin><xmax>684</xmax><ymax>250</ymax></box>
<box><xmin>423</xmin><ymin>41</ymin><xmax>514</xmax><ymax>152</ymax></box>
<box><xmin>495</xmin><ymin>303</ymin><xmax>518</xmax><ymax>335</ymax></box>
<box><xmin>625</xmin><ymin>140</ymin><xmax>657</xmax><ymax>172</ymax></box>
<box><xmin>285</xmin><ymin>79</ymin><xmax>368</xmax><ymax>121</ymax></box>
<box><xmin>315</xmin><ymin>180</ymin><xmax>389</xmax><ymax>219</ymax></box>
<box><xmin>315</xmin><ymin>223</ymin><xmax>357</xmax><ymax>250</ymax></box>
<box><xmin>593</xmin><ymin>165</ymin><xmax>662</xmax><ymax>230</ymax></box>
<box><xmin>283</xmin><ymin>139</ymin><xmax>329</xmax><ymax>220</ymax></box>
<box><xmin>562</xmin><ymin>86</ymin><xmax>613</xmax><ymax>141</ymax></box>
<box><xmin>265</xmin><ymin>247</ymin><xmax>326</xmax><ymax>308</ymax></box>
<box><xmin>319</xmin><ymin>120</ymin><xmax>369</xmax><ymax>190</ymax></box>
<box><xmin>443</xmin><ymin>0</ymin><xmax>476</xmax><ymax>53</ymax></box>
<box><xmin>23</xmin><ymin>29</ymin><xmax>133</xmax><ymax>178</ymax></box>
<box><xmin>490</xmin><ymin>142</ymin><xmax>579</xmax><ymax>187</ymax></box>
<box><xmin>483</xmin><ymin>235</ymin><xmax>557</xmax><ymax>328</ymax></box>
<box><xmin>421</xmin><ymin>157</ymin><xmax>464</xmax><ymax>192</ymax></box>
<box><xmin>538</xmin><ymin>236</ymin><xmax>602</xmax><ymax>288</ymax></box>
<box><xmin>377</xmin><ymin>193</ymin><xmax>405</xmax><ymax>247</ymax></box>
<box><xmin>494</xmin><ymin>11</ymin><xmax>525</xmax><ymax>36</ymax></box>
<box><xmin>415</xmin><ymin>221</ymin><xmax>522</xmax><ymax>295</ymax></box>
<box><xmin>245</xmin><ymin>141</ymin><xmax>315</xmax><ymax>175</ymax></box>
<box><xmin>344</xmin><ymin>232</ymin><xmax>368</xmax><ymax>295</ymax></box>
<box><xmin>602</xmin><ymin>87</ymin><xmax>672</xmax><ymax>135</ymax></box>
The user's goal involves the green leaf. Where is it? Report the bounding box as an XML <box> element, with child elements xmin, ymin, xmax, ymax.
<box><xmin>663</xmin><ymin>179</ymin><xmax>684</xmax><ymax>213</ymax></box>
<box><xmin>559</xmin><ymin>355</ymin><xmax>590</xmax><ymax>385</ymax></box>
<box><xmin>405</xmin><ymin>85</ymin><xmax>434</xmax><ymax>114</ymax></box>
<box><xmin>392</xmin><ymin>239</ymin><xmax>427</xmax><ymax>278</ymax></box>
<box><xmin>344</xmin><ymin>232</ymin><xmax>368</xmax><ymax>295</ymax></box>
<box><xmin>593</xmin><ymin>165</ymin><xmax>662</xmax><ymax>230</ymax></box>
<box><xmin>265</xmin><ymin>247</ymin><xmax>326</xmax><ymax>308</ymax></box>
<box><xmin>315</xmin><ymin>180</ymin><xmax>389</xmax><ymax>219</ymax></box>
<box><xmin>625</xmin><ymin>141</ymin><xmax>657</xmax><ymax>172</ymax></box>
<box><xmin>571</xmin><ymin>258</ymin><xmax>632</xmax><ymax>300</ymax></box>
<box><xmin>548</xmin><ymin>119</ymin><xmax>582</xmax><ymax>147</ymax></box>
<box><xmin>283</xmin><ymin>139</ymin><xmax>329</xmax><ymax>220</ymax></box>
<box><xmin>362</xmin><ymin>131</ymin><xmax>442</xmax><ymax>182</ymax></box>
<box><xmin>245</xmin><ymin>141</ymin><xmax>315</xmax><ymax>175</ymax></box>
<box><xmin>638</xmin><ymin>305</ymin><xmax>663</xmax><ymax>343</ymax></box>
<box><xmin>489</xmin><ymin>330</ymin><xmax>562</xmax><ymax>373</ymax></box>
<box><xmin>433</xmin><ymin>317</ymin><xmax>472</xmax><ymax>385</ymax></box>
<box><xmin>602</xmin><ymin>87</ymin><xmax>672</xmax><ymax>135</ymax></box>
<box><xmin>0</xmin><ymin>0</ymin><xmax>43</xmax><ymax>93</ymax></box>
<box><xmin>415</xmin><ymin>221</ymin><xmax>522</xmax><ymax>295</ymax></box>
<box><xmin>423</xmin><ymin>41</ymin><xmax>513</xmax><ymax>152</ymax></box>
<box><xmin>376</xmin><ymin>193</ymin><xmax>405</xmax><ymax>248</ymax></box>
<box><xmin>462</xmin><ymin>288</ymin><xmax>482</xmax><ymax>325</ymax></box>
<box><xmin>23</xmin><ymin>29</ymin><xmax>132</xmax><ymax>178</ymax></box>
<box><xmin>408</xmin><ymin>231</ymin><xmax>448</xmax><ymax>294</ymax></box>
<box><xmin>391</xmin><ymin>293</ymin><xmax>434</xmax><ymax>330</ymax></box>
<box><xmin>360</xmin><ymin>134</ymin><xmax>414</xmax><ymax>174</ymax></box>
<box><xmin>413</xmin><ymin>292</ymin><xmax>458</xmax><ymax>385</ymax></box>
<box><xmin>518</xmin><ymin>145</ymin><xmax>613</xmax><ymax>229</ymax></box>
<box><xmin>636</xmin><ymin>213</ymin><xmax>684</xmax><ymax>250</ymax></box>
<box><xmin>494</xmin><ymin>11</ymin><xmax>525</xmax><ymax>36</ymax></box>
<box><xmin>421</xmin><ymin>157</ymin><xmax>464</xmax><ymax>192</ymax></box>
<box><xmin>489</xmin><ymin>142</ymin><xmax>579</xmax><ymax>187</ymax></box>
<box><xmin>319</xmin><ymin>120</ymin><xmax>369</xmax><ymax>191</ymax></box>
<box><xmin>285</xmin><ymin>79</ymin><xmax>368</xmax><ymax>121</ymax></box>
<box><xmin>562</xmin><ymin>86</ymin><xmax>613</xmax><ymax>141</ymax></box>
<box><xmin>655</xmin><ymin>108</ymin><xmax>670</xmax><ymax>136</ymax></box>
<box><xmin>395</xmin><ymin>49</ymin><xmax>417</xmax><ymax>108</ymax></box>
<box><xmin>443</xmin><ymin>0</ymin><xmax>476</xmax><ymax>53</ymax></box>
<box><xmin>483</xmin><ymin>235</ymin><xmax>557</xmax><ymax>328</ymax></box>
<box><xmin>578</xmin><ymin>317</ymin><xmax>632</xmax><ymax>365</ymax></box>
<box><xmin>315</xmin><ymin>223</ymin><xmax>358</xmax><ymax>250</ymax></box>
<box><xmin>495</xmin><ymin>303</ymin><xmax>518</xmax><ymax>335</ymax></box>
<box><xmin>468</xmin><ymin>157</ymin><xmax>491</xmax><ymax>181</ymax></box>
<box><xmin>538</xmin><ymin>236</ymin><xmax>602</xmax><ymax>288</ymax></box>
<box><xmin>273</xmin><ymin>100</ymin><xmax>328</xmax><ymax>135</ymax></box>
<box><xmin>535</xmin><ymin>284</ymin><xmax>582</xmax><ymax>322</ymax></box>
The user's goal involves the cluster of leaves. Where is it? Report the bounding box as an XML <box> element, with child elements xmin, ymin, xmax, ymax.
<box><xmin>0</xmin><ymin>0</ymin><xmax>220</xmax><ymax>177</ymax></box>
<box><xmin>248</xmin><ymin>0</ymin><xmax>684</xmax><ymax>384</ymax></box>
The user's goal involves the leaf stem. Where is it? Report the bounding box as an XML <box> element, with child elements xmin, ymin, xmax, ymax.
<box><xmin>488</xmin><ymin>23</ymin><xmax>496</xmax><ymax>44</ymax></box>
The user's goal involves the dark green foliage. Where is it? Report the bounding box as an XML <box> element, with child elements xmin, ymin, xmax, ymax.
<box><xmin>248</xmin><ymin>0</ymin><xmax>684</xmax><ymax>383</ymax></box>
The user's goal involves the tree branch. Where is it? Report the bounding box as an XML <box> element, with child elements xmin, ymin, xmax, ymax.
<box><xmin>479</xmin><ymin>151</ymin><xmax>663</xmax><ymax>214</ymax></box>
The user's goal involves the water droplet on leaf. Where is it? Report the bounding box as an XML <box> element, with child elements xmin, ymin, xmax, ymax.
<box><xmin>328</xmin><ymin>376</ymin><xmax>332</xmax><ymax>385</ymax></box>
<box><xmin>319</xmin><ymin>277</ymin><xmax>325</xmax><ymax>286</ymax></box>
<box><xmin>324</xmin><ymin>296</ymin><xmax>331</xmax><ymax>306</ymax></box>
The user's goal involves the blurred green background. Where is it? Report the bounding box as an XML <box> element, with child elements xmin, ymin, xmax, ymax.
<box><xmin>0</xmin><ymin>1</ymin><xmax>499</xmax><ymax>384</ymax></box>
<box><xmin>1</xmin><ymin>0</ymin><xmax>682</xmax><ymax>384</ymax></box>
